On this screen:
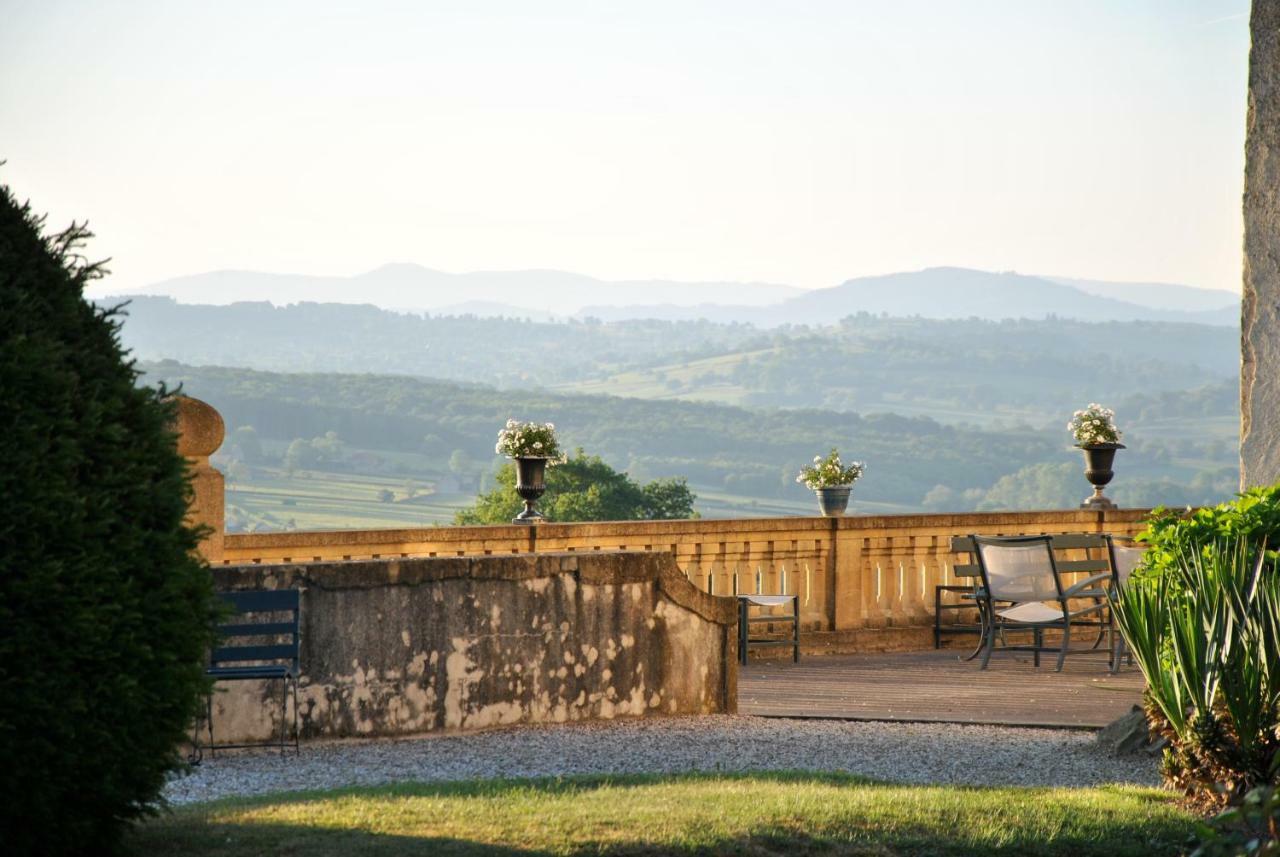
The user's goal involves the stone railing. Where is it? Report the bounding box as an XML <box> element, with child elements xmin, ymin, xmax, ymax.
<box><xmin>220</xmin><ymin>510</ymin><xmax>1150</xmax><ymax>651</ymax></box>
<box><xmin>177</xmin><ymin>395</ymin><xmax>1152</xmax><ymax>653</ymax></box>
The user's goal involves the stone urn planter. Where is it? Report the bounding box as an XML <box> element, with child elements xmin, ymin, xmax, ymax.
<box><xmin>1078</xmin><ymin>442</ymin><xmax>1125</xmax><ymax>510</ymax></box>
<box><xmin>815</xmin><ymin>486</ymin><xmax>852</xmax><ymax>517</ymax></box>
<box><xmin>513</xmin><ymin>456</ymin><xmax>548</xmax><ymax>524</ymax></box>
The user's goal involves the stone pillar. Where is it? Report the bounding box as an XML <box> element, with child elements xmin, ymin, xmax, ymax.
<box><xmin>832</xmin><ymin>519</ymin><xmax>866</xmax><ymax>631</ymax></box>
<box><xmin>175</xmin><ymin>395</ymin><xmax>225</xmax><ymax>563</ymax></box>
<box><xmin>1242</xmin><ymin>2</ymin><xmax>1280</xmax><ymax>488</ymax></box>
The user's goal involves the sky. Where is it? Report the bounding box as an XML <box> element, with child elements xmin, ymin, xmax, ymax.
<box><xmin>0</xmin><ymin>0</ymin><xmax>1251</xmax><ymax>297</ymax></box>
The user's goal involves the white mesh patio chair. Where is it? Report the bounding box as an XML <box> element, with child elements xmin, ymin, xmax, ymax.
<box><xmin>1105</xmin><ymin>535</ymin><xmax>1147</xmax><ymax>673</ymax></box>
<box><xmin>971</xmin><ymin>534</ymin><xmax>1113</xmax><ymax>671</ymax></box>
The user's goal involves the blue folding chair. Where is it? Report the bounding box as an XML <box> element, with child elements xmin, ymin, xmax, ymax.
<box><xmin>192</xmin><ymin>590</ymin><xmax>300</xmax><ymax>760</ymax></box>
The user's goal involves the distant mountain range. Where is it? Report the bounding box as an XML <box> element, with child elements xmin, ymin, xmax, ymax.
<box><xmin>1040</xmin><ymin>275</ymin><xmax>1240</xmax><ymax>313</ymax></box>
<box><xmin>117</xmin><ymin>264</ymin><xmax>799</xmax><ymax>318</ymax></box>
<box><xmin>100</xmin><ymin>264</ymin><xmax>1239</xmax><ymax>327</ymax></box>
<box><xmin>580</xmin><ymin>268</ymin><xmax>1239</xmax><ymax>327</ymax></box>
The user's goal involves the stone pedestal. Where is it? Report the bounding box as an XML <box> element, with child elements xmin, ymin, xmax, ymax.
<box><xmin>174</xmin><ymin>395</ymin><xmax>225</xmax><ymax>563</ymax></box>
<box><xmin>1242</xmin><ymin>3</ymin><xmax>1280</xmax><ymax>488</ymax></box>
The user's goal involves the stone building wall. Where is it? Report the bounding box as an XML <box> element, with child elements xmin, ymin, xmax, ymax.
<box><xmin>1243</xmin><ymin>2</ymin><xmax>1280</xmax><ymax>489</ymax></box>
<box><xmin>206</xmin><ymin>550</ymin><xmax>737</xmax><ymax>743</ymax></box>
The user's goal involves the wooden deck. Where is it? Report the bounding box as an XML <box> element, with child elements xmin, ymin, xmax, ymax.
<box><xmin>738</xmin><ymin>649</ymin><xmax>1145</xmax><ymax>729</ymax></box>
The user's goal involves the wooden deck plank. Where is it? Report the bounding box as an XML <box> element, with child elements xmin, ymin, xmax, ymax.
<box><xmin>738</xmin><ymin>650</ymin><xmax>1144</xmax><ymax>728</ymax></box>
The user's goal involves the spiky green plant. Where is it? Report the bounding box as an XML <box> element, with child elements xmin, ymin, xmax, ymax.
<box><xmin>1112</xmin><ymin>572</ymin><xmax>1187</xmax><ymax>735</ymax></box>
<box><xmin>1112</xmin><ymin>537</ymin><xmax>1280</xmax><ymax>805</ymax></box>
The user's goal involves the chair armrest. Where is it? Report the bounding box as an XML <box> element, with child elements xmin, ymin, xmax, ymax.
<box><xmin>1066</xmin><ymin>601</ymin><xmax>1108</xmax><ymax>619</ymax></box>
<box><xmin>1063</xmin><ymin>573</ymin><xmax>1111</xmax><ymax>598</ymax></box>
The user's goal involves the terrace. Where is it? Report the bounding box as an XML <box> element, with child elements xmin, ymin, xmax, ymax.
<box><xmin>12</xmin><ymin>5</ymin><xmax>1280</xmax><ymax>854</ymax></box>
<box><xmin>180</xmin><ymin>397</ymin><xmax>1149</xmax><ymax>739</ymax></box>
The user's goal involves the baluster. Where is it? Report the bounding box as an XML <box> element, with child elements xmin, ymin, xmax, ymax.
<box><xmin>692</xmin><ymin>542</ymin><xmax>706</xmax><ymax>587</ymax></box>
<box><xmin>714</xmin><ymin>542</ymin><xmax>728</xmax><ymax>597</ymax></box>
<box><xmin>763</xmin><ymin>540</ymin><xmax>777</xmax><ymax>595</ymax></box>
<box><xmin>904</xmin><ymin>534</ymin><xmax>931</xmax><ymax>622</ymax></box>
<box><xmin>869</xmin><ymin>535</ymin><xmax>893</xmax><ymax>627</ymax></box>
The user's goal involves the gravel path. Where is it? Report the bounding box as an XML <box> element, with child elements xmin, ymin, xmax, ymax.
<box><xmin>164</xmin><ymin>716</ymin><xmax>1160</xmax><ymax>806</ymax></box>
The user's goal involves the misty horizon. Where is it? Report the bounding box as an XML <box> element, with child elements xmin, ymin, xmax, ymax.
<box><xmin>91</xmin><ymin>264</ymin><xmax>1241</xmax><ymax>329</ymax></box>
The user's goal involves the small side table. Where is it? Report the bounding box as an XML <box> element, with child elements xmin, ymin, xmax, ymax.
<box><xmin>737</xmin><ymin>594</ymin><xmax>800</xmax><ymax>665</ymax></box>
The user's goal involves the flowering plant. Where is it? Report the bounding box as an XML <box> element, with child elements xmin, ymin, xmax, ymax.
<box><xmin>1068</xmin><ymin>403</ymin><xmax>1122</xmax><ymax>446</ymax></box>
<box><xmin>796</xmin><ymin>448</ymin><xmax>865</xmax><ymax>490</ymax></box>
<box><xmin>495</xmin><ymin>419</ymin><xmax>565</xmax><ymax>463</ymax></box>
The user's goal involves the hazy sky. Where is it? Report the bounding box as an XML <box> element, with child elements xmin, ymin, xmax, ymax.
<box><xmin>1</xmin><ymin>0</ymin><xmax>1250</xmax><ymax>295</ymax></box>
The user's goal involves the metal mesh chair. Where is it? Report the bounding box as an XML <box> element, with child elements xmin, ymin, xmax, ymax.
<box><xmin>1107</xmin><ymin>539</ymin><xmax>1146</xmax><ymax>586</ymax></box>
<box><xmin>972</xmin><ymin>535</ymin><xmax>1112</xmax><ymax>671</ymax></box>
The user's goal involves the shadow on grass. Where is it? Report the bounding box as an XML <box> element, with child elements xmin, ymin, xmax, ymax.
<box><xmin>131</xmin><ymin>771</ymin><xmax>1193</xmax><ymax>857</ymax></box>
<box><xmin>181</xmin><ymin>769</ymin><xmax>878</xmax><ymax>809</ymax></box>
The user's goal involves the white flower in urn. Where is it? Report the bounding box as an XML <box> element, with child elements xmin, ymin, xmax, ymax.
<box><xmin>495</xmin><ymin>419</ymin><xmax>566</xmax><ymax>464</ymax></box>
<box><xmin>797</xmin><ymin>448</ymin><xmax>865</xmax><ymax>490</ymax></box>
<box><xmin>1068</xmin><ymin>403</ymin><xmax>1122</xmax><ymax>446</ymax></box>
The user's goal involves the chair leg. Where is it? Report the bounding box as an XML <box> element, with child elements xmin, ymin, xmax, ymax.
<box><xmin>279</xmin><ymin>677</ymin><xmax>288</xmax><ymax>757</ymax></box>
<box><xmin>206</xmin><ymin>690</ymin><xmax>215</xmax><ymax>759</ymax></box>
<box><xmin>1057</xmin><ymin>620</ymin><xmax>1071</xmax><ymax>672</ymax></box>
<box><xmin>738</xmin><ymin>600</ymin><xmax>748</xmax><ymax>666</ymax></box>
<box><xmin>188</xmin><ymin>695</ymin><xmax>206</xmax><ymax>764</ymax></box>
<box><xmin>792</xmin><ymin>597</ymin><xmax>800</xmax><ymax>663</ymax></box>
<box><xmin>980</xmin><ymin>607</ymin><xmax>997</xmax><ymax>670</ymax></box>
<box><xmin>292</xmin><ymin>677</ymin><xmax>300</xmax><ymax>755</ymax></box>
<box><xmin>1091</xmin><ymin>601</ymin><xmax>1108</xmax><ymax>651</ymax></box>
<box><xmin>1109</xmin><ymin>621</ymin><xmax>1119</xmax><ymax>674</ymax></box>
<box><xmin>961</xmin><ymin>598</ymin><xmax>988</xmax><ymax>662</ymax></box>
<box><xmin>934</xmin><ymin>587</ymin><xmax>942</xmax><ymax>649</ymax></box>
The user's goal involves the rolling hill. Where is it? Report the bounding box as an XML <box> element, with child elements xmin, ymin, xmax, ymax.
<box><xmin>99</xmin><ymin>298</ymin><xmax>1238</xmax><ymax>429</ymax></box>
<box><xmin>97</xmin><ymin>265</ymin><xmax>1237</xmax><ymax>326</ymax></box>
<box><xmin>580</xmin><ymin>268</ymin><xmax>1238</xmax><ymax>326</ymax></box>
<box><xmin>107</xmin><ymin>264</ymin><xmax>800</xmax><ymax>317</ymax></box>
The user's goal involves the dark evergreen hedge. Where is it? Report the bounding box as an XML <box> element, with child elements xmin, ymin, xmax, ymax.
<box><xmin>0</xmin><ymin>180</ymin><xmax>217</xmax><ymax>855</ymax></box>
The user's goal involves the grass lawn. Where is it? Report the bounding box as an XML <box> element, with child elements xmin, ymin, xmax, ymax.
<box><xmin>131</xmin><ymin>772</ymin><xmax>1194</xmax><ymax>856</ymax></box>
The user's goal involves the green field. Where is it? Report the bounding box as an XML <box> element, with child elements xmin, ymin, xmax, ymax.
<box><xmin>131</xmin><ymin>774</ymin><xmax>1194</xmax><ymax>857</ymax></box>
<box><xmin>222</xmin><ymin>463</ymin><xmax>908</xmax><ymax>531</ymax></box>
<box><xmin>225</xmin><ymin>467</ymin><xmax>474</xmax><ymax>531</ymax></box>
<box><xmin>554</xmin><ymin>348</ymin><xmax>774</xmax><ymax>404</ymax></box>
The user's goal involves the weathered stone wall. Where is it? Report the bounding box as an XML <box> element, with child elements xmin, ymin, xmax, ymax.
<box><xmin>1243</xmin><ymin>2</ymin><xmax>1280</xmax><ymax>488</ymax></box>
<box><xmin>208</xmin><ymin>551</ymin><xmax>737</xmax><ymax>743</ymax></box>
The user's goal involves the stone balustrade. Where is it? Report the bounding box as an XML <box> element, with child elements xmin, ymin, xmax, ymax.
<box><xmin>220</xmin><ymin>510</ymin><xmax>1150</xmax><ymax>652</ymax></box>
<box><xmin>177</xmin><ymin>396</ymin><xmax>1152</xmax><ymax>653</ymax></box>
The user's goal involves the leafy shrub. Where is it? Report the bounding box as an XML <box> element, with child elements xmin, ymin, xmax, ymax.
<box><xmin>1191</xmin><ymin>781</ymin><xmax>1280</xmax><ymax>856</ymax></box>
<box><xmin>455</xmin><ymin>450</ymin><xmax>697</xmax><ymax>524</ymax></box>
<box><xmin>1114</xmin><ymin>488</ymin><xmax>1280</xmax><ymax>807</ymax></box>
<box><xmin>1140</xmin><ymin>486</ymin><xmax>1280</xmax><ymax>582</ymax></box>
<box><xmin>0</xmin><ymin>183</ymin><xmax>218</xmax><ymax>854</ymax></box>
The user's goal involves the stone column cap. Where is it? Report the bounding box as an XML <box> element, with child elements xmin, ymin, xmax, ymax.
<box><xmin>175</xmin><ymin>395</ymin><xmax>225</xmax><ymax>458</ymax></box>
